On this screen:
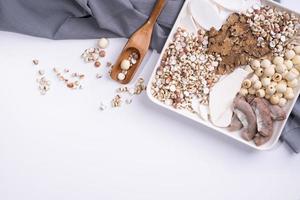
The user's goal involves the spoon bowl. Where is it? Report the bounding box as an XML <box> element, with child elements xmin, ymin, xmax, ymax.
<box><xmin>110</xmin><ymin>0</ymin><xmax>166</xmax><ymax>84</ymax></box>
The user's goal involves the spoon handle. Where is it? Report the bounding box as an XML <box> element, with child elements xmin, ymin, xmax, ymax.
<box><xmin>148</xmin><ymin>0</ymin><xmax>166</xmax><ymax>25</ymax></box>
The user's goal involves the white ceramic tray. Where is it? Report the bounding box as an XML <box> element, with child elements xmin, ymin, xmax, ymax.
<box><xmin>147</xmin><ymin>0</ymin><xmax>300</xmax><ymax>150</ymax></box>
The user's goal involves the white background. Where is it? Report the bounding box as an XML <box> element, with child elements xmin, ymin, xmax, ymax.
<box><xmin>0</xmin><ymin>1</ymin><xmax>300</xmax><ymax>200</ymax></box>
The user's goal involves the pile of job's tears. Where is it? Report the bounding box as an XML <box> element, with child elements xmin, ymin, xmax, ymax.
<box><xmin>33</xmin><ymin>38</ymin><xmax>146</xmax><ymax>111</ymax></box>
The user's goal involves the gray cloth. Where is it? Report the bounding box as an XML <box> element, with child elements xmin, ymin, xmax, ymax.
<box><xmin>0</xmin><ymin>0</ymin><xmax>299</xmax><ymax>153</ymax></box>
<box><xmin>0</xmin><ymin>0</ymin><xmax>184</xmax><ymax>52</ymax></box>
<box><xmin>282</xmin><ymin>98</ymin><xmax>300</xmax><ymax>153</ymax></box>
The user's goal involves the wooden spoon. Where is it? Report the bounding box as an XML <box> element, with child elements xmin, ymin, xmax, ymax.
<box><xmin>110</xmin><ymin>0</ymin><xmax>166</xmax><ymax>84</ymax></box>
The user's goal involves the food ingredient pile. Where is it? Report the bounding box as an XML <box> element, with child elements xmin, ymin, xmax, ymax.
<box><xmin>33</xmin><ymin>38</ymin><xmax>147</xmax><ymax>111</ymax></box>
<box><xmin>151</xmin><ymin>28</ymin><xmax>221</xmax><ymax>111</ymax></box>
<box><xmin>208</xmin><ymin>6</ymin><xmax>299</xmax><ymax>74</ymax></box>
<box><xmin>151</xmin><ymin>3</ymin><xmax>300</xmax><ymax>146</ymax></box>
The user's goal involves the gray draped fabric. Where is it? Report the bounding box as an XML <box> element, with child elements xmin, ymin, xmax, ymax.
<box><xmin>0</xmin><ymin>0</ymin><xmax>299</xmax><ymax>153</ymax></box>
<box><xmin>282</xmin><ymin>98</ymin><xmax>300</xmax><ymax>153</ymax></box>
<box><xmin>0</xmin><ymin>0</ymin><xmax>184</xmax><ymax>52</ymax></box>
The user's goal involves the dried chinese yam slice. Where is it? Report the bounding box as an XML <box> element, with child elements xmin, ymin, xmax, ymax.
<box><xmin>209</xmin><ymin>68</ymin><xmax>250</xmax><ymax>127</ymax></box>
<box><xmin>211</xmin><ymin>0</ymin><xmax>246</xmax><ymax>12</ymax></box>
<box><xmin>189</xmin><ymin>0</ymin><xmax>223</xmax><ymax>30</ymax></box>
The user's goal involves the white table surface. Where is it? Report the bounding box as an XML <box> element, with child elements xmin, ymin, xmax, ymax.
<box><xmin>1</xmin><ymin>1</ymin><xmax>300</xmax><ymax>200</ymax></box>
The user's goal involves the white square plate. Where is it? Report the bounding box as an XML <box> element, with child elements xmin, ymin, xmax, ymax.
<box><xmin>147</xmin><ymin>0</ymin><xmax>300</xmax><ymax>150</ymax></box>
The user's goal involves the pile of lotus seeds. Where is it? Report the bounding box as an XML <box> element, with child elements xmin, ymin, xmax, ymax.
<box><xmin>240</xmin><ymin>45</ymin><xmax>300</xmax><ymax>107</ymax></box>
